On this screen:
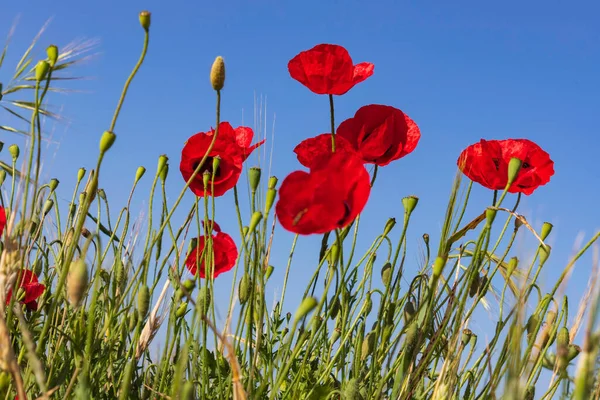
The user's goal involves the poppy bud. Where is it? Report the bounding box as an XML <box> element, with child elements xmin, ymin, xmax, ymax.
<box><xmin>43</xmin><ymin>199</ymin><xmax>54</xmax><ymax>216</ymax></box>
<box><xmin>8</xmin><ymin>144</ymin><xmax>19</xmax><ymax>160</ymax></box>
<box><xmin>507</xmin><ymin>257</ymin><xmax>518</xmax><ymax>277</ymax></box>
<box><xmin>541</xmin><ymin>222</ymin><xmax>553</xmax><ymax>241</ymax></box>
<box><xmin>329</xmin><ymin>297</ymin><xmax>340</xmax><ymax>320</ymax></box>
<box><xmin>176</xmin><ymin>301</ymin><xmax>188</xmax><ymax>319</ymax></box>
<box><xmin>265</xmin><ymin>188</ymin><xmax>277</xmax><ymax>215</ymax></box>
<box><xmin>97</xmin><ymin>189</ymin><xmax>107</xmax><ymax>201</ymax></box>
<box><xmin>432</xmin><ymin>256</ymin><xmax>446</xmax><ymax>279</ymax></box>
<box><xmin>362</xmin><ymin>293</ymin><xmax>372</xmax><ymax>317</ymax></box>
<box><xmin>248</xmin><ymin>211</ymin><xmax>263</xmax><ymax>233</ymax></box>
<box><xmin>556</xmin><ymin>327</ymin><xmax>570</xmax><ymax>372</ymax></box>
<box><xmin>0</xmin><ymin>141</ymin><xmax>3</xmax><ymax>152</ymax></box>
<box><xmin>506</xmin><ymin>157</ymin><xmax>523</xmax><ymax>187</ymax></box>
<box><xmin>84</xmin><ymin>171</ymin><xmax>98</xmax><ymax>204</ymax></box>
<box><xmin>485</xmin><ymin>207</ymin><xmax>497</xmax><ymax>228</ymax></box>
<box><xmin>159</xmin><ymin>162</ymin><xmax>169</xmax><ymax>182</ymax></box>
<box><xmin>268</xmin><ymin>176</ymin><xmax>278</xmax><ymax>190</ymax></box>
<box><xmin>139</xmin><ymin>10</ymin><xmax>151</xmax><ymax>31</ymax></box>
<box><xmin>35</xmin><ymin>60</ymin><xmax>50</xmax><ymax>82</ymax></box>
<box><xmin>248</xmin><ymin>167</ymin><xmax>261</xmax><ymax>193</ymax></box>
<box><xmin>361</xmin><ymin>331</ymin><xmax>376</xmax><ymax>361</ymax></box>
<box><xmin>138</xmin><ymin>285</ymin><xmax>150</xmax><ymax>318</ymax></box>
<box><xmin>539</xmin><ymin>245</ymin><xmax>551</xmax><ymax>267</ymax></box>
<box><xmin>32</xmin><ymin>258</ymin><xmax>43</xmax><ymax>277</ymax></box>
<box><xmin>210</xmin><ymin>56</ymin><xmax>226</xmax><ymax>91</ymax></box>
<box><xmin>385</xmin><ymin>302</ymin><xmax>396</xmax><ymax>327</ymax></box>
<box><xmin>16</xmin><ymin>287</ymin><xmax>26</xmax><ymax>302</ymax></box>
<box><xmin>182</xmin><ymin>279</ymin><xmax>195</xmax><ymax>292</ymax></box>
<box><xmin>330</xmin><ymin>328</ymin><xmax>341</xmax><ymax>345</ymax></box>
<box><xmin>265</xmin><ymin>265</ymin><xmax>274</xmax><ymax>280</ymax></box>
<box><xmin>157</xmin><ymin>154</ymin><xmax>168</xmax><ymax>174</ymax></box>
<box><xmin>526</xmin><ymin>314</ymin><xmax>540</xmax><ymax>337</ymax></box>
<box><xmin>99</xmin><ymin>131</ymin><xmax>117</xmax><ymax>153</ymax></box>
<box><xmin>135</xmin><ymin>166</ymin><xmax>146</xmax><ymax>183</ymax></box>
<box><xmin>128</xmin><ymin>310</ymin><xmax>139</xmax><ymax>331</ymax></box>
<box><xmin>0</xmin><ymin>170</ymin><xmax>5</xmax><ymax>185</ymax></box>
<box><xmin>67</xmin><ymin>259</ymin><xmax>89</xmax><ymax>307</ymax></box>
<box><xmin>238</xmin><ymin>273</ymin><xmax>252</xmax><ymax>304</ymax></box>
<box><xmin>329</xmin><ymin>243</ymin><xmax>340</xmax><ymax>265</ymax></box>
<box><xmin>295</xmin><ymin>296</ymin><xmax>318</xmax><ymax>321</ymax></box>
<box><xmin>567</xmin><ymin>344</ymin><xmax>581</xmax><ymax>361</ymax></box>
<box><xmin>77</xmin><ymin>167</ymin><xmax>86</xmax><ymax>182</ymax></box>
<box><xmin>49</xmin><ymin>178</ymin><xmax>59</xmax><ymax>192</ymax></box>
<box><xmin>197</xmin><ymin>286</ymin><xmax>212</xmax><ymax>312</ymax></box>
<box><xmin>383</xmin><ymin>218</ymin><xmax>396</xmax><ymax>237</ymax></box>
<box><xmin>403</xmin><ymin>300</ymin><xmax>416</xmax><ymax>323</ymax></box>
<box><xmin>402</xmin><ymin>196</ymin><xmax>419</xmax><ymax>217</ymax></box>
<box><xmin>381</xmin><ymin>262</ymin><xmax>392</xmax><ymax>287</ymax></box>
<box><xmin>242</xmin><ymin>226</ymin><xmax>249</xmax><ymax>237</ymax></box>
<box><xmin>46</xmin><ymin>44</ymin><xmax>58</xmax><ymax>67</ymax></box>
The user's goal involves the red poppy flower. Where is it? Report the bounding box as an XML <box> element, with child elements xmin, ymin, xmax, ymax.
<box><xmin>6</xmin><ymin>269</ymin><xmax>45</xmax><ymax>311</ymax></box>
<box><xmin>457</xmin><ymin>138</ymin><xmax>554</xmax><ymax>195</ymax></box>
<box><xmin>336</xmin><ymin>104</ymin><xmax>421</xmax><ymax>166</ymax></box>
<box><xmin>185</xmin><ymin>221</ymin><xmax>238</xmax><ymax>279</ymax></box>
<box><xmin>180</xmin><ymin>122</ymin><xmax>265</xmax><ymax>198</ymax></box>
<box><xmin>0</xmin><ymin>207</ymin><xmax>5</xmax><ymax>237</ymax></box>
<box><xmin>288</xmin><ymin>44</ymin><xmax>374</xmax><ymax>95</ymax></box>
<box><xmin>293</xmin><ymin>133</ymin><xmax>357</xmax><ymax>168</ymax></box>
<box><xmin>276</xmin><ymin>151</ymin><xmax>371</xmax><ymax>235</ymax></box>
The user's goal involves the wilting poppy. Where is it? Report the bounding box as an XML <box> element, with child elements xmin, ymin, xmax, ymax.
<box><xmin>0</xmin><ymin>207</ymin><xmax>5</xmax><ymax>237</ymax></box>
<box><xmin>6</xmin><ymin>269</ymin><xmax>46</xmax><ymax>311</ymax></box>
<box><xmin>180</xmin><ymin>122</ymin><xmax>264</xmax><ymax>197</ymax></box>
<box><xmin>337</xmin><ymin>104</ymin><xmax>421</xmax><ymax>166</ymax></box>
<box><xmin>276</xmin><ymin>151</ymin><xmax>371</xmax><ymax>235</ymax></box>
<box><xmin>457</xmin><ymin>138</ymin><xmax>554</xmax><ymax>195</ymax></box>
<box><xmin>288</xmin><ymin>44</ymin><xmax>374</xmax><ymax>95</ymax></box>
<box><xmin>185</xmin><ymin>221</ymin><xmax>238</xmax><ymax>279</ymax></box>
<box><xmin>293</xmin><ymin>133</ymin><xmax>357</xmax><ymax>168</ymax></box>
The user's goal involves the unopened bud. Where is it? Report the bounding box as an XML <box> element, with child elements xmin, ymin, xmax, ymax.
<box><xmin>49</xmin><ymin>178</ymin><xmax>59</xmax><ymax>192</ymax></box>
<box><xmin>176</xmin><ymin>301</ymin><xmax>188</xmax><ymax>318</ymax></box>
<box><xmin>157</xmin><ymin>154</ymin><xmax>168</xmax><ymax>175</ymax></box>
<box><xmin>135</xmin><ymin>166</ymin><xmax>146</xmax><ymax>183</ymax></box>
<box><xmin>381</xmin><ymin>262</ymin><xmax>392</xmax><ymax>286</ymax></box>
<box><xmin>539</xmin><ymin>245</ymin><xmax>551</xmax><ymax>266</ymax></box>
<box><xmin>295</xmin><ymin>297</ymin><xmax>318</xmax><ymax>321</ymax></box>
<box><xmin>265</xmin><ymin>265</ymin><xmax>274</xmax><ymax>280</ymax></box>
<box><xmin>138</xmin><ymin>285</ymin><xmax>150</xmax><ymax>318</ymax></box>
<box><xmin>462</xmin><ymin>329</ymin><xmax>472</xmax><ymax>346</ymax></box>
<box><xmin>8</xmin><ymin>144</ymin><xmax>19</xmax><ymax>160</ymax></box>
<box><xmin>159</xmin><ymin>162</ymin><xmax>169</xmax><ymax>182</ymax></box>
<box><xmin>77</xmin><ymin>168</ymin><xmax>86</xmax><ymax>182</ymax></box>
<box><xmin>485</xmin><ymin>207</ymin><xmax>497</xmax><ymax>227</ymax></box>
<box><xmin>35</xmin><ymin>60</ymin><xmax>50</xmax><ymax>82</ymax></box>
<box><xmin>43</xmin><ymin>199</ymin><xmax>54</xmax><ymax>216</ymax></box>
<box><xmin>507</xmin><ymin>157</ymin><xmax>522</xmax><ymax>187</ymax></box>
<box><xmin>46</xmin><ymin>45</ymin><xmax>58</xmax><ymax>67</ymax></box>
<box><xmin>361</xmin><ymin>332</ymin><xmax>376</xmax><ymax>360</ymax></box>
<box><xmin>139</xmin><ymin>10</ymin><xmax>151</xmax><ymax>31</ymax></box>
<box><xmin>432</xmin><ymin>256</ymin><xmax>446</xmax><ymax>278</ymax></box>
<box><xmin>507</xmin><ymin>257</ymin><xmax>518</xmax><ymax>277</ymax></box>
<box><xmin>541</xmin><ymin>222</ymin><xmax>553</xmax><ymax>241</ymax></box>
<box><xmin>248</xmin><ymin>167</ymin><xmax>261</xmax><ymax>193</ymax></box>
<box><xmin>67</xmin><ymin>259</ymin><xmax>88</xmax><ymax>307</ymax></box>
<box><xmin>99</xmin><ymin>131</ymin><xmax>116</xmax><ymax>153</ymax></box>
<box><xmin>383</xmin><ymin>218</ymin><xmax>396</xmax><ymax>237</ymax></box>
<box><xmin>404</xmin><ymin>300</ymin><xmax>416</xmax><ymax>323</ymax></box>
<box><xmin>210</xmin><ymin>56</ymin><xmax>226</xmax><ymax>91</ymax></box>
<box><xmin>248</xmin><ymin>211</ymin><xmax>263</xmax><ymax>233</ymax></box>
<box><xmin>265</xmin><ymin>188</ymin><xmax>277</xmax><ymax>215</ymax></box>
<box><xmin>238</xmin><ymin>273</ymin><xmax>252</xmax><ymax>304</ymax></box>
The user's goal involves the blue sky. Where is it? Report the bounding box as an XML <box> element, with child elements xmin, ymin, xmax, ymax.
<box><xmin>2</xmin><ymin>0</ymin><xmax>600</xmax><ymax>379</ymax></box>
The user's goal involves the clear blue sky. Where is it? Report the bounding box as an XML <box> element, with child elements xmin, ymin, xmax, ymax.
<box><xmin>2</xmin><ymin>0</ymin><xmax>600</xmax><ymax>362</ymax></box>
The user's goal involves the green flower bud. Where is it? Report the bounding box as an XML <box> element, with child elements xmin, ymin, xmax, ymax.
<box><xmin>32</xmin><ymin>258</ymin><xmax>43</xmax><ymax>277</ymax></box>
<box><xmin>139</xmin><ymin>10</ymin><xmax>151</xmax><ymax>31</ymax></box>
<box><xmin>485</xmin><ymin>207</ymin><xmax>497</xmax><ymax>228</ymax></box>
<box><xmin>265</xmin><ymin>188</ymin><xmax>277</xmax><ymax>215</ymax></box>
<box><xmin>507</xmin><ymin>257</ymin><xmax>518</xmax><ymax>277</ymax></box>
<box><xmin>248</xmin><ymin>167</ymin><xmax>261</xmax><ymax>193</ymax></box>
<box><xmin>526</xmin><ymin>314</ymin><xmax>540</xmax><ymax>336</ymax></box>
<box><xmin>539</xmin><ymin>245</ymin><xmax>551</xmax><ymax>267</ymax></box>
<box><xmin>46</xmin><ymin>44</ymin><xmax>58</xmax><ymax>67</ymax></box>
<box><xmin>329</xmin><ymin>296</ymin><xmax>340</xmax><ymax>320</ymax></box>
<box><xmin>403</xmin><ymin>300</ymin><xmax>416</xmax><ymax>323</ymax></box>
<box><xmin>330</xmin><ymin>328</ymin><xmax>341</xmax><ymax>346</ymax></box>
<box><xmin>507</xmin><ymin>157</ymin><xmax>523</xmax><ymax>187</ymax></box>
<box><xmin>432</xmin><ymin>256</ymin><xmax>446</xmax><ymax>279</ymax></box>
<box><xmin>383</xmin><ymin>217</ymin><xmax>396</xmax><ymax>237</ymax></box>
<box><xmin>135</xmin><ymin>166</ymin><xmax>146</xmax><ymax>183</ymax></box>
<box><xmin>138</xmin><ymin>285</ymin><xmax>150</xmax><ymax>318</ymax></box>
<box><xmin>210</xmin><ymin>56</ymin><xmax>226</xmax><ymax>91</ymax></box>
<box><xmin>99</xmin><ymin>130</ymin><xmax>116</xmax><ymax>153</ymax></box>
<box><xmin>381</xmin><ymin>262</ymin><xmax>392</xmax><ymax>287</ymax></box>
<box><xmin>295</xmin><ymin>296</ymin><xmax>318</xmax><ymax>321</ymax></box>
<box><xmin>35</xmin><ymin>60</ymin><xmax>50</xmax><ymax>82</ymax></box>
<box><xmin>181</xmin><ymin>381</ymin><xmax>195</xmax><ymax>400</ymax></box>
<box><xmin>49</xmin><ymin>178</ymin><xmax>59</xmax><ymax>192</ymax></box>
<box><xmin>129</xmin><ymin>310</ymin><xmax>139</xmax><ymax>331</ymax></box>
<box><xmin>242</xmin><ymin>226</ymin><xmax>249</xmax><ymax>237</ymax></box>
<box><xmin>462</xmin><ymin>329</ymin><xmax>472</xmax><ymax>346</ymax></box>
<box><xmin>541</xmin><ymin>222</ymin><xmax>553</xmax><ymax>241</ymax></box>
<box><xmin>159</xmin><ymin>161</ymin><xmax>169</xmax><ymax>182</ymax></box>
<box><xmin>248</xmin><ymin>211</ymin><xmax>263</xmax><ymax>233</ymax></box>
<box><xmin>361</xmin><ymin>331</ymin><xmax>376</xmax><ymax>360</ymax></box>
<box><xmin>157</xmin><ymin>154</ymin><xmax>168</xmax><ymax>175</ymax></box>
<box><xmin>176</xmin><ymin>301</ymin><xmax>188</xmax><ymax>318</ymax></box>
<box><xmin>182</xmin><ymin>279</ymin><xmax>195</xmax><ymax>292</ymax></box>
<box><xmin>268</xmin><ymin>176</ymin><xmax>278</xmax><ymax>189</ymax></box>
<box><xmin>8</xmin><ymin>144</ymin><xmax>19</xmax><ymax>160</ymax></box>
<box><xmin>238</xmin><ymin>273</ymin><xmax>252</xmax><ymax>305</ymax></box>
<box><xmin>43</xmin><ymin>199</ymin><xmax>54</xmax><ymax>216</ymax></box>
<box><xmin>197</xmin><ymin>286</ymin><xmax>211</xmax><ymax>312</ymax></box>
<box><xmin>67</xmin><ymin>259</ymin><xmax>89</xmax><ymax>307</ymax></box>
<box><xmin>402</xmin><ymin>195</ymin><xmax>419</xmax><ymax>216</ymax></box>
<box><xmin>567</xmin><ymin>344</ymin><xmax>581</xmax><ymax>361</ymax></box>
<box><xmin>77</xmin><ymin>167</ymin><xmax>86</xmax><ymax>182</ymax></box>
<box><xmin>362</xmin><ymin>293</ymin><xmax>373</xmax><ymax>317</ymax></box>
<box><xmin>469</xmin><ymin>333</ymin><xmax>478</xmax><ymax>348</ymax></box>
<box><xmin>265</xmin><ymin>265</ymin><xmax>274</xmax><ymax>280</ymax></box>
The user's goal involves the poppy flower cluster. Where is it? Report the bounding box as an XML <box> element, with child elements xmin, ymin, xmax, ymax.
<box><xmin>185</xmin><ymin>221</ymin><xmax>238</xmax><ymax>279</ymax></box>
<box><xmin>457</xmin><ymin>138</ymin><xmax>554</xmax><ymax>195</ymax></box>
<box><xmin>277</xmin><ymin>44</ymin><xmax>422</xmax><ymax>235</ymax></box>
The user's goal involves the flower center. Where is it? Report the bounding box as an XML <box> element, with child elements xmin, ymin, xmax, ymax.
<box><xmin>192</xmin><ymin>157</ymin><xmax>221</xmax><ymax>178</ymax></box>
